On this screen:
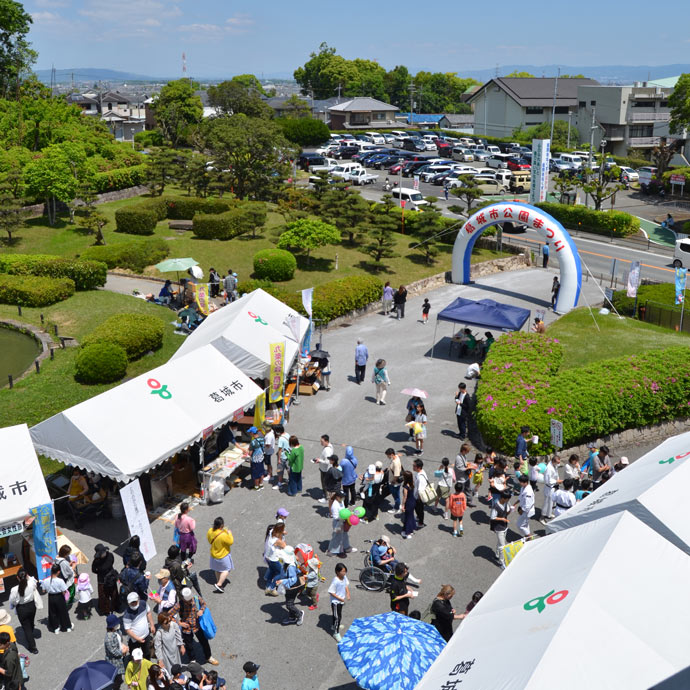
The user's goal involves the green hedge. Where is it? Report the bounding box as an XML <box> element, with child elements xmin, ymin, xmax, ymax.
<box><xmin>74</xmin><ymin>343</ymin><xmax>128</xmax><ymax>384</ymax></box>
<box><xmin>536</xmin><ymin>202</ymin><xmax>639</xmax><ymax>237</ymax></box>
<box><xmin>165</xmin><ymin>197</ymin><xmax>232</xmax><ymax>220</ymax></box>
<box><xmin>92</xmin><ymin>164</ymin><xmax>146</xmax><ymax>194</ymax></box>
<box><xmin>476</xmin><ymin>332</ymin><xmax>690</xmax><ymax>454</ymax></box>
<box><xmin>662</xmin><ymin>166</ymin><xmax>690</xmax><ymax>186</ymax></box>
<box><xmin>0</xmin><ymin>254</ymin><xmax>106</xmax><ymax>290</ymax></box>
<box><xmin>269</xmin><ymin>275</ymin><xmax>383</xmax><ymax>323</ymax></box>
<box><xmin>0</xmin><ymin>274</ymin><xmax>75</xmax><ymax>307</ymax></box>
<box><xmin>611</xmin><ymin>155</ymin><xmax>652</xmax><ymax>170</ymax></box>
<box><xmin>115</xmin><ymin>208</ymin><xmax>158</xmax><ymax>236</ymax></box>
<box><xmin>82</xmin><ymin>313</ymin><xmax>165</xmax><ymax>360</ymax></box>
<box><xmin>140</xmin><ymin>197</ymin><xmax>168</xmax><ymax>222</ymax></box>
<box><xmin>253</xmin><ymin>248</ymin><xmax>297</xmax><ymax>281</ymax></box>
<box><xmin>612</xmin><ymin>283</ymin><xmax>677</xmax><ymax>317</ymax></box>
<box><xmin>81</xmin><ymin>239</ymin><xmax>169</xmax><ymax>273</ymax></box>
<box><xmin>237</xmin><ymin>278</ymin><xmax>273</xmax><ymax>294</ymax></box>
<box><xmin>191</xmin><ymin>205</ymin><xmax>259</xmax><ymax>240</ymax></box>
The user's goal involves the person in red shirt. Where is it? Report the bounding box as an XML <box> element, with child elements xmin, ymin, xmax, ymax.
<box><xmin>448</xmin><ymin>482</ymin><xmax>467</xmax><ymax>537</ymax></box>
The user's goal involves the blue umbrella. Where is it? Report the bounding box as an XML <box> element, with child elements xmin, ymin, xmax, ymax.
<box><xmin>63</xmin><ymin>660</ymin><xmax>117</xmax><ymax>690</ymax></box>
<box><xmin>338</xmin><ymin>611</ymin><xmax>445</xmax><ymax>690</ymax></box>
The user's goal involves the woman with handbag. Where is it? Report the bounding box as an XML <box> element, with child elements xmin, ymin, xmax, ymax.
<box><xmin>206</xmin><ymin>517</ymin><xmax>234</xmax><ymax>594</ymax></box>
<box><xmin>8</xmin><ymin>569</ymin><xmax>40</xmax><ymax>654</ymax></box>
<box><xmin>174</xmin><ymin>503</ymin><xmax>197</xmax><ymax>561</ymax></box>
<box><xmin>177</xmin><ymin>588</ymin><xmax>218</xmax><ymax>666</ymax></box>
<box><xmin>55</xmin><ymin>544</ymin><xmax>77</xmax><ymax>606</ymax></box>
<box><xmin>372</xmin><ymin>359</ymin><xmax>391</xmax><ymax>406</ymax></box>
<box><xmin>41</xmin><ymin>564</ymin><xmax>73</xmax><ymax>634</ymax></box>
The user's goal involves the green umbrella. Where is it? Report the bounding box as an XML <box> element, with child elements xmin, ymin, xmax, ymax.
<box><xmin>155</xmin><ymin>258</ymin><xmax>199</xmax><ymax>273</ymax></box>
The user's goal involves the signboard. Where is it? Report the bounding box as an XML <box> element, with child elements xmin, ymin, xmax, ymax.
<box><xmin>268</xmin><ymin>342</ymin><xmax>285</xmax><ymax>403</ymax></box>
<box><xmin>627</xmin><ymin>261</ymin><xmax>641</xmax><ymax>298</ymax></box>
<box><xmin>301</xmin><ymin>288</ymin><xmax>313</xmax><ymax>318</ymax></box>
<box><xmin>413</xmin><ymin>175</ymin><xmax>420</xmax><ymax>190</ymax></box>
<box><xmin>670</xmin><ymin>174</ymin><xmax>686</xmax><ymax>184</ymax></box>
<box><xmin>529</xmin><ymin>139</ymin><xmax>551</xmax><ymax>205</ymax></box>
<box><xmin>0</xmin><ymin>522</ymin><xmax>23</xmax><ymax>539</ymax></box>
<box><xmin>676</xmin><ymin>267</ymin><xmax>687</xmax><ymax>305</ymax></box>
<box><xmin>604</xmin><ymin>287</ymin><xmax>614</xmax><ymax>303</ymax></box>
<box><xmin>120</xmin><ymin>479</ymin><xmax>157</xmax><ymax>561</ymax></box>
<box><xmin>550</xmin><ymin>419</ymin><xmax>563</xmax><ymax>449</ymax></box>
<box><xmin>30</xmin><ymin>503</ymin><xmax>57</xmax><ymax>579</ymax></box>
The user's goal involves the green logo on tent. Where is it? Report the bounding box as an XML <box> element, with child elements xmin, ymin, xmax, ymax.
<box><xmin>659</xmin><ymin>451</ymin><xmax>690</xmax><ymax>465</ymax></box>
<box><xmin>524</xmin><ymin>589</ymin><xmax>568</xmax><ymax>613</ymax></box>
<box><xmin>248</xmin><ymin>310</ymin><xmax>268</xmax><ymax>325</ymax></box>
<box><xmin>147</xmin><ymin>378</ymin><xmax>172</xmax><ymax>399</ymax></box>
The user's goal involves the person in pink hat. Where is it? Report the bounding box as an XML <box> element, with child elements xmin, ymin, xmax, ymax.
<box><xmin>76</xmin><ymin>572</ymin><xmax>94</xmax><ymax>620</ymax></box>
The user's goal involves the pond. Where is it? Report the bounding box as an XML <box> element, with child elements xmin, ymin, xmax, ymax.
<box><xmin>0</xmin><ymin>327</ymin><xmax>41</xmax><ymax>385</ymax></box>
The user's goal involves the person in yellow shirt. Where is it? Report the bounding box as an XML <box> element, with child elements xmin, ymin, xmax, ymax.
<box><xmin>207</xmin><ymin>516</ymin><xmax>234</xmax><ymax>594</ymax></box>
<box><xmin>124</xmin><ymin>647</ymin><xmax>152</xmax><ymax>689</ymax></box>
<box><xmin>0</xmin><ymin>609</ymin><xmax>16</xmax><ymax>646</ymax></box>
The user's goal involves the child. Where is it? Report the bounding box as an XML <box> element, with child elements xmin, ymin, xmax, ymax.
<box><xmin>170</xmin><ymin>664</ymin><xmax>188</xmax><ymax>686</ymax></box>
<box><xmin>448</xmin><ymin>482</ymin><xmax>467</xmax><ymax>537</ymax></box>
<box><xmin>575</xmin><ymin>479</ymin><xmax>592</xmax><ymax>501</ymax></box>
<box><xmin>305</xmin><ymin>557</ymin><xmax>322</xmax><ymax>610</ymax></box>
<box><xmin>328</xmin><ymin>563</ymin><xmax>350</xmax><ymax>643</ymax></box>
<box><xmin>76</xmin><ymin>572</ymin><xmax>93</xmax><ymax>620</ymax></box>
<box><xmin>408</xmin><ymin>610</ymin><xmax>421</xmax><ymax>620</ymax></box>
<box><xmin>528</xmin><ymin>457</ymin><xmax>543</xmax><ymax>493</ymax></box>
<box><xmin>104</xmin><ymin>614</ymin><xmax>127</xmax><ymax>686</ymax></box>
<box><xmin>457</xmin><ymin>590</ymin><xmax>483</xmax><ymax>620</ymax></box>
<box><xmin>202</xmin><ymin>669</ymin><xmax>226</xmax><ymax>689</ymax></box>
<box><xmin>434</xmin><ymin>458</ymin><xmax>455</xmax><ymax>519</ymax></box>
<box><xmin>421</xmin><ymin>299</ymin><xmax>431</xmax><ymax>324</ymax></box>
<box><xmin>241</xmin><ymin>661</ymin><xmax>260</xmax><ymax>690</ymax></box>
<box><xmin>469</xmin><ymin>453</ymin><xmax>485</xmax><ymax>506</ymax></box>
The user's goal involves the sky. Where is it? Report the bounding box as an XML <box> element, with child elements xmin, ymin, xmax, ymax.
<box><xmin>25</xmin><ymin>0</ymin><xmax>690</xmax><ymax>79</ymax></box>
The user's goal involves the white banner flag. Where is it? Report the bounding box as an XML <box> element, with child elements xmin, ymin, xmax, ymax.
<box><xmin>627</xmin><ymin>261</ymin><xmax>641</xmax><ymax>298</ymax></box>
<box><xmin>120</xmin><ymin>479</ymin><xmax>157</xmax><ymax>561</ymax></box>
<box><xmin>302</xmin><ymin>287</ymin><xmax>313</xmax><ymax>318</ymax></box>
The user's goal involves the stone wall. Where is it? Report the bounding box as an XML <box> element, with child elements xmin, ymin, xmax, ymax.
<box><xmin>24</xmin><ymin>185</ymin><xmax>149</xmax><ymax>219</ymax></box>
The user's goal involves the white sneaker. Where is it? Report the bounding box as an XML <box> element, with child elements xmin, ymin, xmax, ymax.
<box><xmin>272</xmin><ymin>484</ymin><xmax>280</xmax><ymax>490</ymax></box>
<box><xmin>318</xmin><ymin>498</ymin><xmax>326</xmax><ymax>504</ymax></box>
<box><xmin>407</xmin><ymin>574</ymin><xmax>421</xmax><ymax>585</ymax></box>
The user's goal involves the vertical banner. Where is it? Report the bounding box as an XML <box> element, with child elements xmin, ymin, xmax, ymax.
<box><xmin>253</xmin><ymin>392</ymin><xmax>266</xmax><ymax>428</ymax></box>
<box><xmin>120</xmin><ymin>479</ymin><xmax>157</xmax><ymax>561</ymax></box>
<box><xmin>269</xmin><ymin>342</ymin><xmax>285</xmax><ymax>403</ymax></box>
<box><xmin>529</xmin><ymin>139</ymin><xmax>550</xmax><ymax>205</ymax></box>
<box><xmin>675</xmin><ymin>267</ymin><xmax>687</xmax><ymax>305</ymax></box>
<box><xmin>30</xmin><ymin>503</ymin><xmax>57</xmax><ymax>579</ymax></box>
<box><xmin>301</xmin><ymin>288</ymin><xmax>313</xmax><ymax>318</ymax></box>
<box><xmin>301</xmin><ymin>323</ymin><xmax>312</xmax><ymax>357</ymax></box>
<box><xmin>627</xmin><ymin>261</ymin><xmax>641</xmax><ymax>298</ymax></box>
<box><xmin>194</xmin><ymin>283</ymin><xmax>210</xmax><ymax>315</ymax></box>
<box><xmin>284</xmin><ymin>314</ymin><xmax>301</xmax><ymax>343</ymax></box>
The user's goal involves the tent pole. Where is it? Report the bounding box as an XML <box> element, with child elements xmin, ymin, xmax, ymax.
<box><xmin>431</xmin><ymin>319</ymin><xmax>439</xmax><ymax>359</ymax></box>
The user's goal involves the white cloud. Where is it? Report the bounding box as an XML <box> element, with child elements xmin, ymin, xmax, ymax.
<box><xmin>79</xmin><ymin>0</ymin><xmax>180</xmax><ymax>24</ymax></box>
<box><xmin>225</xmin><ymin>13</ymin><xmax>253</xmax><ymax>33</ymax></box>
<box><xmin>34</xmin><ymin>0</ymin><xmax>69</xmax><ymax>7</ymax></box>
<box><xmin>31</xmin><ymin>11</ymin><xmax>62</xmax><ymax>23</ymax></box>
<box><xmin>177</xmin><ymin>15</ymin><xmax>254</xmax><ymax>40</ymax></box>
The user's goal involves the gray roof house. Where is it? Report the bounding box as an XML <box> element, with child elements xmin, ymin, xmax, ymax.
<box><xmin>327</xmin><ymin>97</ymin><xmax>399</xmax><ymax>130</ymax></box>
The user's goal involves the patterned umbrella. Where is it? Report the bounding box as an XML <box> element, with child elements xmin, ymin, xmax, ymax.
<box><xmin>338</xmin><ymin>611</ymin><xmax>445</xmax><ymax>690</ymax></box>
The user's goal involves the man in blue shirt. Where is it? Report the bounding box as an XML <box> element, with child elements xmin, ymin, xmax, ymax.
<box><xmin>515</xmin><ymin>426</ymin><xmax>530</xmax><ymax>464</ymax></box>
<box><xmin>354</xmin><ymin>338</ymin><xmax>369</xmax><ymax>385</ymax></box>
<box><xmin>542</xmin><ymin>242</ymin><xmax>550</xmax><ymax>268</ymax></box>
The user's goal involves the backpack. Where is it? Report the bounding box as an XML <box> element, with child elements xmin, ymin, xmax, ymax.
<box><xmin>103</xmin><ymin>567</ymin><xmax>118</xmax><ymax>591</ymax></box>
<box><xmin>294</xmin><ymin>543</ymin><xmax>314</xmax><ymax>575</ymax></box>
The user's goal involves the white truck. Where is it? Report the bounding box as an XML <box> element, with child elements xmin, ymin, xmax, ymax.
<box><xmin>343</xmin><ymin>168</ymin><xmax>379</xmax><ymax>185</ymax></box>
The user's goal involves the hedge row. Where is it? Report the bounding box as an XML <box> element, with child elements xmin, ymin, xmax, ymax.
<box><xmin>92</xmin><ymin>164</ymin><xmax>147</xmax><ymax>194</ymax></box>
<box><xmin>535</xmin><ymin>202</ymin><xmax>639</xmax><ymax>237</ymax></box>
<box><xmin>612</xmin><ymin>283</ymin><xmax>677</xmax><ymax>317</ymax></box>
<box><xmin>165</xmin><ymin>197</ymin><xmax>232</xmax><ymax>219</ymax></box>
<box><xmin>476</xmin><ymin>332</ymin><xmax>690</xmax><ymax>454</ymax></box>
<box><xmin>115</xmin><ymin>208</ymin><xmax>158</xmax><ymax>236</ymax></box>
<box><xmin>0</xmin><ymin>254</ymin><xmax>107</xmax><ymax>290</ymax></box>
<box><xmin>253</xmin><ymin>248</ymin><xmax>296</xmax><ymax>281</ymax></box>
<box><xmin>81</xmin><ymin>239</ymin><xmax>169</xmax><ymax>273</ymax></box>
<box><xmin>81</xmin><ymin>313</ymin><xmax>165</xmax><ymax>360</ymax></box>
<box><xmin>0</xmin><ymin>274</ymin><xmax>75</xmax><ymax>307</ymax></box>
<box><xmin>191</xmin><ymin>203</ymin><xmax>266</xmax><ymax>240</ymax></box>
<box><xmin>74</xmin><ymin>343</ymin><xmax>128</xmax><ymax>384</ymax></box>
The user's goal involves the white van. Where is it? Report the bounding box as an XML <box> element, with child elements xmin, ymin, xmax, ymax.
<box><xmin>389</xmin><ymin>130</ymin><xmax>411</xmax><ymax>147</ymax></box>
<box><xmin>390</xmin><ymin>187</ymin><xmax>429</xmax><ymax>210</ymax></box>
<box><xmin>673</xmin><ymin>239</ymin><xmax>690</xmax><ymax>269</ymax></box>
<box><xmin>365</xmin><ymin>131</ymin><xmax>386</xmax><ymax>145</ymax></box>
<box><xmin>559</xmin><ymin>153</ymin><xmax>583</xmax><ymax>169</ymax></box>
<box><xmin>486</xmin><ymin>145</ymin><xmax>501</xmax><ymax>156</ymax></box>
<box><xmin>487</xmin><ymin>153</ymin><xmax>514</xmax><ymax>169</ymax></box>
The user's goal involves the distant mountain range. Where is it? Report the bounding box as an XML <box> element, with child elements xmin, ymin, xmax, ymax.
<box><xmin>35</xmin><ymin>64</ymin><xmax>690</xmax><ymax>86</ymax></box>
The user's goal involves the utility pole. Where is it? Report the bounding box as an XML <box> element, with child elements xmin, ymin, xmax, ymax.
<box><xmin>408</xmin><ymin>84</ymin><xmax>416</xmax><ymax>125</ymax></box>
<box><xmin>549</xmin><ymin>67</ymin><xmax>560</xmax><ymax>143</ymax></box>
<box><xmin>567</xmin><ymin>111</ymin><xmax>572</xmax><ymax>148</ymax></box>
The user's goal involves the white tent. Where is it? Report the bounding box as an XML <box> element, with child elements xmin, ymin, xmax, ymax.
<box><xmin>416</xmin><ymin>512</ymin><xmax>690</xmax><ymax>690</ymax></box>
<box><xmin>547</xmin><ymin>430</ymin><xmax>690</xmax><ymax>555</ymax></box>
<box><xmin>172</xmin><ymin>289</ymin><xmax>310</xmax><ymax>379</ymax></box>
<box><xmin>0</xmin><ymin>424</ymin><xmax>51</xmax><ymax>523</ymax></box>
<box><xmin>30</xmin><ymin>346</ymin><xmax>262</xmax><ymax>482</ymax></box>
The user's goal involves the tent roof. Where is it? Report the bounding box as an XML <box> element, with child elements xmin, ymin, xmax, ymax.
<box><xmin>417</xmin><ymin>512</ymin><xmax>690</xmax><ymax>690</ymax></box>
<box><xmin>30</xmin><ymin>346</ymin><xmax>262</xmax><ymax>482</ymax></box>
<box><xmin>171</xmin><ymin>289</ymin><xmax>309</xmax><ymax>379</ymax></box>
<box><xmin>548</xmin><ymin>430</ymin><xmax>690</xmax><ymax>555</ymax></box>
<box><xmin>0</xmin><ymin>424</ymin><xmax>51</xmax><ymax>524</ymax></box>
<box><xmin>436</xmin><ymin>297</ymin><xmax>531</xmax><ymax>331</ymax></box>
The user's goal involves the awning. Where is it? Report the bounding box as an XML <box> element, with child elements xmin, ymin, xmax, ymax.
<box><xmin>436</xmin><ymin>297</ymin><xmax>531</xmax><ymax>331</ymax></box>
<box><xmin>171</xmin><ymin>289</ymin><xmax>310</xmax><ymax>379</ymax></box>
<box><xmin>0</xmin><ymin>424</ymin><xmax>51</xmax><ymax>524</ymax></box>
<box><xmin>30</xmin><ymin>346</ymin><xmax>262</xmax><ymax>482</ymax></box>
<box><xmin>416</xmin><ymin>512</ymin><xmax>690</xmax><ymax>690</ymax></box>
<box><xmin>548</xmin><ymin>430</ymin><xmax>690</xmax><ymax>555</ymax></box>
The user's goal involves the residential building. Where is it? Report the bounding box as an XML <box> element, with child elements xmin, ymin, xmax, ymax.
<box><xmin>469</xmin><ymin>77</ymin><xmax>598</xmax><ymax>138</ymax></box>
<box><xmin>438</xmin><ymin>113</ymin><xmax>474</xmax><ymax>132</ymax></box>
<box><xmin>263</xmin><ymin>96</ymin><xmax>340</xmax><ymax>123</ymax></box>
<box><xmin>67</xmin><ymin>90</ymin><xmax>146</xmax><ymax>140</ymax></box>
<box><xmin>327</xmin><ymin>97</ymin><xmax>399</xmax><ymax>129</ymax></box>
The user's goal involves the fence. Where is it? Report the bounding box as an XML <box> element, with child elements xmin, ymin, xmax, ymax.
<box><xmin>641</xmin><ymin>300</ymin><xmax>690</xmax><ymax>333</ymax></box>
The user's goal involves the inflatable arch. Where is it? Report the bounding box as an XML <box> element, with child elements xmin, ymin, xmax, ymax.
<box><xmin>451</xmin><ymin>201</ymin><xmax>582</xmax><ymax>313</ymax></box>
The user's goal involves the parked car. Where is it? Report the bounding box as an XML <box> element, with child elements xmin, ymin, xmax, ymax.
<box><xmin>435</xmin><ymin>140</ymin><xmax>453</xmax><ymax>156</ymax></box>
<box><xmin>506</xmin><ymin>158</ymin><xmax>531</xmax><ymax>171</ymax></box>
<box><xmin>298</xmin><ymin>153</ymin><xmax>327</xmax><ymax>171</ymax></box>
<box><xmin>487</xmin><ymin>153</ymin><xmax>513</xmax><ymax>169</ymax></box>
<box><xmin>334</xmin><ymin>145</ymin><xmax>360</xmax><ymax>160</ymax></box>
<box><xmin>673</xmin><ymin>238</ymin><xmax>690</xmax><ymax>269</ymax></box>
<box><xmin>366</xmin><ymin>131</ymin><xmax>386</xmax><ymax>145</ymax></box>
<box><xmin>473</xmin><ymin>150</ymin><xmax>490</xmax><ymax>161</ymax></box>
<box><xmin>509</xmin><ymin>171</ymin><xmax>531</xmax><ymax>193</ymax></box>
<box><xmin>344</xmin><ymin>168</ymin><xmax>379</xmax><ymax>185</ymax></box>
<box><xmin>619</xmin><ymin>166</ymin><xmax>639</xmax><ymax>182</ymax></box>
<box><xmin>452</xmin><ymin>147</ymin><xmax>474</xmax><ymax>162</ymax></box>
<box><xmin>382</xmin><ymin>133</ymin><xmax>396</xmax><ymax>144</ymax></box>
<box><xmin>402</xmin><ymin>138</ymin><xmax>426</xmax><ymax>152</ymax></box>
<box><xmin>390</xmin><ymin>187</ymin><xmax>429</xmax><ymax>210</ymax></box>
<box><xmin>549</xmin><ymin>159</ymin><xmax>573</xmax><ymax>173</ymax></box>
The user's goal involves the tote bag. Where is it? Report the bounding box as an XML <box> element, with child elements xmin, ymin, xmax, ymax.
<box><xmin>199</xmin><ymin>606</ymin><xmax>217</xmax><ymax>640</ymax></box>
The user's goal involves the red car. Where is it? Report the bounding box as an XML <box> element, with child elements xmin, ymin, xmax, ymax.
<box><xmin>435</xmin><ymin>140</ymin><xmax>452</xmax><ymax>155</ymax></box>
<box><xmin>388</xmin><ymin>163</ymin><xmax>404</xmax><ymax>175</ymax></box>
<box><xmin>507</xmin><ymin>158</ymin><xmax>531</xmax><ymax>171</ymax></box>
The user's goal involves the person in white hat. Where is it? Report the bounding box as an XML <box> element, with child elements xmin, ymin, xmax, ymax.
<box><xmin>124</xmin><ymin>646</ymin><xmax>153</xmax><ymax>688</ymax></box>
<box><xmin>275</xmin><ymin>546</ymin><xmax>305</xmax><ymax>626</ymax></box>
<box><xmin>177</xmin><ymin>587</ymin><xmax>219</xmax><ymax>665</ymax></box>
<box><xmin>123</xmin><ymin>592</ymin><xmax>155</xmax><ymax>660</ymax></box>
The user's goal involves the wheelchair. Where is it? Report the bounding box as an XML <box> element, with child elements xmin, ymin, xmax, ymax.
<box><xmin>359</xmin><ymin>540</ymin><xmax>393</xmax><ymax>592</ymax></box>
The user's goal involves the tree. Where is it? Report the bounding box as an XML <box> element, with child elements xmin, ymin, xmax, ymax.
<box><xmin>277</xmin><ymin>217</ymin><xmax>340</xmax><ymax>262</ymax></box>
<box><xmin>229</xmin><ymin>74</ymin><xmax>266</xmax><ymax>95</ymax></box>
<box><xmin>0</xmin><ymin>0</ymin><xmax>36</xmax><ymax>99</ymax></box>
<box><xmin>150</xmin><ymin>79</ymin><xmax>203</xmax><ymax>147</ymax></box>
<box><xmin>384</xmin><ymin>65</ymin><xmax>412</xmax><ymax>109</ymax></box>
<box><xmin>668</xmin><ymin>73</ymin><xmax>690</xmax><ymax>135</ymax></box>
<box><xmin>413</xmin><ymin>72</ymin><xmax>479</xmax><ymax>113</ymax></box>
<box><xmin>504</xmin><ymin>71</ymin><xmax>535</xmax><ymax>78</ymax></box>
<box><xmin>143</xmin><ymin>147</ymin><xmax>180</xmax><ymax>196</ymax></box>
<box><xmin>72</xmin><ymin>182</ymin><xmax>107</xmax><ymax>245</ymax></box>
<box><xmin>277</xmin><ymin>117</ymin><xmax>330</xmax><ymax>146</ymax></box>
<box><xmin>180</xmin><ymin>151</ymin><xmax>211</xmax><ymax>197</ymax></box>
<box><xmin>0</xmin><ymin>175</ymin><xmax>28</xmax><ymax>242</ymax></box>
<box><xmin>320</xmin><ymin>182</ymin><xmax>370</xmax><ymax>244</ymax></box>
<box><xmin>346</xmin><ymin>59</ymin><xmax>387</xmax><ymax>100</ymax></box>
<box><xmin>651</xmin><ymin>137</ymin><xmax>682</xmax><ymax>178</ymax></box>
<box><xmin>202</xmin><ymin>114</ymin><xmax>297</xmax><ymax>199</ymax></box>
<box><xmin>515</xmin><ymin>119</ymin><xmax>579</xmax><ymax>149</ymax></box>
<box><xmin>553</xmin><ymin>172</ymin><xmax>579</xmax><ymax>203</ymax></box>
<box><xmin>359</xmin><ymin>207</ymin><xmax>399</xmax><ymax>265</ymax></box>
<box><xmin>294</xmin><ymin>43</ymin><xmax>358</xmax><ymax>99</ymax></box>
<box><xmin>451</xmin><ymin>176</ymin><xmax>483</xmax><ymax>214</ymax></box>
<box><xmin>207</xmin><ymin>80</ymin><xmax>273</xmax><ymax>118</ymax></box>
<box><xmin>410</xmin><ymin>207</ymin><xmax>444</xmax><ymax>265</ymax></box>
<box><xmin>577</xmin><ymin>166</ymin><xmax>626</xmax><ymax>211</ymax></box>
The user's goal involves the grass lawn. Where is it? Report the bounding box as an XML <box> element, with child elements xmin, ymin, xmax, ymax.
<box><xmin>5</xmin><ymin>192</ymin><xmax>506</xmax><ymax>290</ymax></box>
<box><xmin>548</xmin><ymin>307</ymin><xmax>690</xmax><ymax>369</ymax></box>
<box><xmin>0</xmin><ymin>292</ymin><xmax>184</xmax><ymax>472</ymax></box>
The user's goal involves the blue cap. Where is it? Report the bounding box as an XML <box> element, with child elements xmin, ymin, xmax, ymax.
<box><xmin>106</xmin><ymin>614</ymin><xmax>120</xmax><ymax>628</ymax></box>
<box><xmin>247</xmin><ymin>426</ymin><xmax>258</xmax><ymax>434</ymax></box>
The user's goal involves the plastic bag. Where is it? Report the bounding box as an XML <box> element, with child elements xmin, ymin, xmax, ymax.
<box><xmin>207</xmin><ymin>480</ymin><xmax>225</xmax><ymax>504</ymax></box>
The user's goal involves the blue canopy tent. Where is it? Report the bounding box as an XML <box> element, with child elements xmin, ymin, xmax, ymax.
<box><xmin>430</xmin><ymin>297</ymin><xmax>531</xmax><ymax>359</ymax></box>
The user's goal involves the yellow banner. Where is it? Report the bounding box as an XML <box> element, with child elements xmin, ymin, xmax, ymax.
<box><xmin>253</xmin><ymin>392</ymin><xmax>266</xmax><ymax>428</ymax></box>
<box><xmin>503</xmin><ymin>539</ymin><xmax>526</xmax><ymax>567</ymax></box>
<box><xmin>193</xmin><ymin>283</ymin><xmax>209</xmax><ymax>315</ymax></box>
<box><xmin>268</xmin><ymin>342</ymin><xmax>285</xmax><ymax>404</ymax></box>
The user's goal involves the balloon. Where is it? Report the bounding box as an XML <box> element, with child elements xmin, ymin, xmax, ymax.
<box><xmin>348</xmin><ymin>514</ymin><xmax>360</xmax><ymax>526</ymax></box>
<box><xmin>354</xmin><ymin>507</ymin><xmax>365</xmax><ymax>518</ymax></box>
<box><xmin>339</xmin><ymin>508</ymin><xmax>352</xmax><ymax>521</ymax></box>
<box><xmin>537</xmin><ymin>462</ymin><xmax>547</xmax><ymax>474</ymax></box>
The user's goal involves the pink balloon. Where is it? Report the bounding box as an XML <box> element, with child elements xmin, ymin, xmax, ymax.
<box><xmin>348</xmin><ymin>514</ymin><xmax>360</xmax><ymax>526</ymax></box>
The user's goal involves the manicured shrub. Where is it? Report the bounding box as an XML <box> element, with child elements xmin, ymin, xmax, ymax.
<box><xmin>92</xmin><ymin>164</ymin><xmax>147</xmax><ymax>193</ymax></box>
<box><xmin>115</xmin><ymin>207</ymin><xmax>157</xmax><ymax>236</ymax></box>
<box><xmin>476</xmin><ymin>332</ymin><xmax>690</xmax><ymax>454</ymax></box>
<box><xmin>253</xmin><ymin>249</ymin><xmax>297</xmax><ymax>281</ymax></box>
<box><xmin>82</xmin><ymin>313</ymin><xmax>165</xmax><ymax>360</ymax></box>
<box><xmin>81</xmin><ymin>239</ymin><xmax>169</xmax><ymax>273</ymax></box>
<box><xmin>140</xmin><ymin>197</ymin><xmax>168</xmax><ymax>222</ymax></box>
<box><xmin>165</xmin><ymin>197</ymin><xmax>231</xmax><ymax>220</ymax></box>
<box><xmin>74</xmin><ymin>343</ymin><xmax>128</xmax><ymax>384</ymax></box>
<box><xmin>277</xmin><ymin>117</ymin><xmax>331</xmax><ymax>147</ymax></box>
<box><xmin>0</xmin><ymin>274</ymin><xmax>75</xmax><ymax>307</ymax></box>
<box><xmin>661</xmin><ymin>166</ymin><xmax>690</xmax><ymax>186</ymax></box>
<box><xmin>612</xmin><ymin>283</ymin><xmax>677</xmax><ymax>317</ymax></box>
<box><xmin>192</xmin><ymin>205</ymin><xmax>257</xmax><ymax>240</ymax></box>
<box><xmin>0</xmin><ymin>254</ymin><xmax>106</xmax><ymax>290</ymax></box>
<box><xmin>535</xmin><ymin>202</ymin><xmax>639</xmax><ymax>237</ymax></box>
<box><xmin>237</xmin><ymin>278</ymin><xmax>273</xmax><ymax>295</ymax></box>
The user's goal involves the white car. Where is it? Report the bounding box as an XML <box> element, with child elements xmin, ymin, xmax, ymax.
<box><xmin>452</xmin><ymin>147</ymin><xmax>474</xmax><ymax>162</ymax></box>
<box><xmin>473</xmin><ymin>150</ymin><xmax>490</xmax><ymax>161</ymax></box>
<box><xmin>619</xmin><ymin>166</ymin><xmax>639</xmax><ymax>182</ymax></box>
<box><xmin>315</xmin><ymin>142</ymin><xmax>341</xmax><ymax>155</ymax></box>
<box><xmin>366</xmin><ymin>131</ymin><xmax>386</xmax><ymax>145</ymax></box>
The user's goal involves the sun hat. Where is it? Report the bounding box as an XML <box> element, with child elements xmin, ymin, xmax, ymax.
<box><xmin>78</xmin><ymin>572</ymin><xmax>90</xmax><ymax>585</ymax></box>
<box><xmin>368</xmin><ymin>464</ymin><xmax>376</xmax><ymax>474</ymax></box>
<box><xmin>277</xmin><ymin>545</ymin><xmax>296</xmax><ymax>565</ymax></box>
<box><xmin>620</xmin><ymin>456</ymin><xmax>629</xmax><ymax>465</ymax></box>
<box><xmin>181</xmin><ymin>587</ymin><xmax>193</xmax><ymax>601</ymax></box>
<box><xmin>375</xmin><ymin>461</ymin><xmax>383</xmax><ymax>469</ymax></box>
<box><xmin>380</xmin><ymin>535</ymin><xmax>390</xmax><ymax>546</ymax></box>
<box><xmin>247</xmin><ymin>426</ymin><xmax>258</xmax><ymax>434</ymax></box>
<box><xmin>155</xmin><ymin>568</ymin><xmax>170</xmax><ymax>580</ymax></box>
<box><xmin>0</xmin><ymin>610</ymin><xmax>11</xmax><ymax>626</ymax></box>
